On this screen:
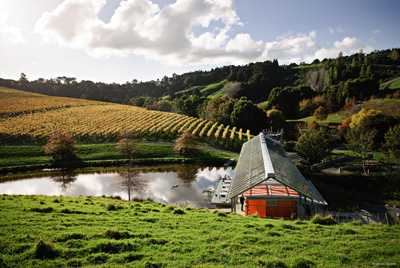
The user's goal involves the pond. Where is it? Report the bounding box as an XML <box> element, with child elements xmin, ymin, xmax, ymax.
<box><xmin>0</xmin><ymin>165</ymin><xmax>234</xmax><ymax>208</ymax></box>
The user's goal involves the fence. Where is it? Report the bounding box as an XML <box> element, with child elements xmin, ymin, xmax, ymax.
<box><xmin>305</xmin><ymin>210</ymin><xmax>400</xmax><ymax>225</ymax></box>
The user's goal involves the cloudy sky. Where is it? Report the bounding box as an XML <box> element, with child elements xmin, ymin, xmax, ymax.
<box><xmin>0</xmin><ymin>0</ymin><xmax>399</xmax><ymax>83</ymax></box>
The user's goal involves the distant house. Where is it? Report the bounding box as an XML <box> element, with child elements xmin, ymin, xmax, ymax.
<box><xmin>227</xmin><ymin>133</ymin><xmax>326</xmax><ymax>218</ymax></box>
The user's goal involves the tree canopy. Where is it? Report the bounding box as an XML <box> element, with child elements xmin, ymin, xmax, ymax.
<box><xmin>44</xmin><ymin>129</ymin><xmax>76</xmax><ymax>161</ymax></box>
<box><xmin>174</xmin><ymin>130</ymin><xmax>201</xmax><ymax>155</ymax></box>
<box><xmin>384</xmin><ymin>124</ymin><xmax>400</xmax><ymax>160</ymax></box>
<box><xmin>294</xmin><ymin>127</ymin><xmax>331</xmax><ymax>167</ymax></box>
<box><xmin>345</xmin><ymin>125</ymin><xmax>377</xmax><ymax>174</ymax></box>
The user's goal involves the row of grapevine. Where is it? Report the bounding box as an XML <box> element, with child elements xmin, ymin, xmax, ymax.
<box><xmin>0</xmin><ymin>103</ymin><xmax>251</xmax><ymax>146</ymax></box>
<box><xmin>0</xmin><ymin>87</ymin><xmax>107</xmax><ymax>115</ymax></box>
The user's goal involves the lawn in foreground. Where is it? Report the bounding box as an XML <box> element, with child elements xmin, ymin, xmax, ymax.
<box><xmin>0</xmin><ymin>195</ymin><xmax>399</xmax><ymax>267</ymax></box>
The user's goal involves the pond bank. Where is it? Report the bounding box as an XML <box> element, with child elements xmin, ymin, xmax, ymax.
<box><xmin>0</xmin><ymin>143</ymin><xmax>238</xmax><ymax>174</ymax></box>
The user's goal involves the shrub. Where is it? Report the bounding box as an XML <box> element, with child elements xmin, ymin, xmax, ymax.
<box><xmin>310</xmin><ymin>214</ymin><xmax>337</xmax><ymax>225</ymax></box>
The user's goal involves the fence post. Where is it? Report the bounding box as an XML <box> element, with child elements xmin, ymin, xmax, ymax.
<box><xmin>385</xmin><ymin>213</ymin><xmax>390</xmax><ymax>226</ymax></box>
<box><xmin>366</xmin><ymin>213</ymin><xmax>369</xmax><ymax>224</ymax></box>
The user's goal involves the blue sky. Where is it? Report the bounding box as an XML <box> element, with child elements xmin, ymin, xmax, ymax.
<box><xmin>0</xmin><ymin>0</ymin><xmax>399</xmax><ymax>84</ymax></box>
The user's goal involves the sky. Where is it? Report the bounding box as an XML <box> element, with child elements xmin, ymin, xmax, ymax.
<box><xmin>0</xmin><ymin>0</ymin><xmax>399</xmax><ymax>84</ymax></box>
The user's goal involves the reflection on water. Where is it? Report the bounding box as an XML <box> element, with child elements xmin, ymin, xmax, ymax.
<box><xmin>0</xmin><ymin>165</ymin><xmax>234</xmax><ymax>207</ymax></box>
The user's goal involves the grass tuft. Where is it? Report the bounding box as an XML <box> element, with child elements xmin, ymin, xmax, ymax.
<box><xmin>173</xmin><ymin>209</ymin><xmax>185</xmax><ymax>215</ymax></box>
<box><xmin>104</xmin><ymin>229</ymin><xmax>133</xmax><ymax>240</ymax></box>
<box><xmin>86</xmin><ymin>253</ymin><xmax>109</xmax><ymax>264</ymax></box>
<box><xmin>92</xmin><ymin>241</ymin><xmax>135</xmax><ymax>254</ymax></box>
<box><xmin>34</xmin><ymin>239</ymin><xmax>59</xmax><ymax>259</ymax></box>
<box><xmin>30</xmin><ymin>207</ymin><xmax>54</xmax><ymax>213</ymax></box>
<box><xmin>310</xmin><ymin>214</ymin><xmax>337</xmax><ymax>225</ymax></box>
<box><xmin>292</xmin><ymin>258</ymin><xmax>315</xmax><ymax>268</ymax></box>
<box><xmin>57</xmin><ymin>233</ymin><xmax>86</xmax><ymax>242</ymax></box>
<box><xmin>258</xmin><ymin>259</ymin><xmax>288</xmax><ymax>267</ymax></box>
<box><xmin>106</xmin><ymin>204</ymin><xmax>117</xmax><ymax>211</ymax></box>
<box><xmin>124</xmin><ymin>252</ymin><xmax>145</xmax><ymax>262</ymax></box>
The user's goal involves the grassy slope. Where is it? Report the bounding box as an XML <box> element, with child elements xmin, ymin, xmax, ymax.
<box><xmin>0</xmin><ymin>143</ymin><xmax>238</xmax><ymax>172</ymax></box>
<box><xmin>1</xmin><ymin>195</ymin><xmax>399</xmax><ymax>268</ymax></box>
<box><xmin>161</xmin><ymin>80</ymin><xmax>226</xmax><ymax>100</ymax></box>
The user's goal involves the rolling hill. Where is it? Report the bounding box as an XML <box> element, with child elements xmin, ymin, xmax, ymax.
<box><xmin>0</xmin><ymin>87</ymin><xmax>248</xmax><ymax>146</ymax></box>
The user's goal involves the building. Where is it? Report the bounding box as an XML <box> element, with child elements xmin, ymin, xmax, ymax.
<box><xmin>227</xmin><ymin>133</ymin><xmax>327</xmax><ymax>218</ymax></box>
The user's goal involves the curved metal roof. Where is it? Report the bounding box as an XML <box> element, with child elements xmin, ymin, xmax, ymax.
<box><xmin>227</xmin><ymin>133</ymin><xmax>323</xmax><ymax>202</ymax></box>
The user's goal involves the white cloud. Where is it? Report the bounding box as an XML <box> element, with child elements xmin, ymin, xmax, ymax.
<box><xmin>372</xmin><ymin>29</ymin><xmax>380</xmax><ymax>34</ymax></box>
<box><xmin>329</xmin><ymin>26</ymin><xmax>345</xmax><ymax>34</ymax></box>
<box><xmin>35</xmin><ymin>0</ymin><xmax>106</xmax><ymax>48</ymax></box>
<box><xmin>0</xmin><ymin>12</ymin><xmax>25</xmax><ymax>44</ymax></box>
<box><xmin>305</xmin><ymin>37</ymin><xmax>373</xmax><ymax>62</ymax></box>
<box><xmin>260</xmin><ymin>31</ymin><xmax>317</xmax><ymax>61</ymax></box>
<box><xmin>33</xmin><ymin>0</ymin><xmax>375</xmax><ymax>67</ymax></box>
<box><xmin>34</xmin><ymin>0</ymin><xmax>249</xmax><ymax>65</ymax></box>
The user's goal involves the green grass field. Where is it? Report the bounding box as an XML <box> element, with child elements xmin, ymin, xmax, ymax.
<box><xmin>0</xmin><ymin>143</ymin><xmax>238</xmax><ymax>173</ymax></box>
<box><xmin>0</xmin><ymin>195</ymin><xmax>399</xmax><ymax>268</ymax></box>
<box><xmin>287</xmin><ymin>112</ymin><xmax>349</xmax><ymax>125</ymax></box>
<box><xmin>201</xmin><ymin>80</ymin><xmax>226</xmax><ymax>97</ymax></box>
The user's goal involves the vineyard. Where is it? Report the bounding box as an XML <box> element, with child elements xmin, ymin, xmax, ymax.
<box><xmin>0</xmin><ymin>87</ymin><xmax>250</xmax><ymax>147</ymax></box>
<box><xmin>0</xmin><ymin>87</ymin><xmax>107</xmax><ymax>115</ymax></box>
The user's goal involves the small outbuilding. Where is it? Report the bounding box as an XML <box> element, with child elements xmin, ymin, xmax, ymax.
<box><xmin>227</xmin><ymin>133</ymin><xmax>326</xmax><ymax>218</ymax></box>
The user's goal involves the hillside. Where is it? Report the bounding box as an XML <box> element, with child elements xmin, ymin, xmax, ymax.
<box><xmin>1</xmin><ymin>195</ymin><xmax>399</xmax><ymax>268</ymax></box>
<box><xmin>0</xmin><ymin>87</ymin><xmax>248</xmax><ymax>147</ymax></box>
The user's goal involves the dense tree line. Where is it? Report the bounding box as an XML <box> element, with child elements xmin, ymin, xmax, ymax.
<box><xmin>1</xmin><ymin>48</ymin><xmax>399</xmax><ymax>134</ymax></box>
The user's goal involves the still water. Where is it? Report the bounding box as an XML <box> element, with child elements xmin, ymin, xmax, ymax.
<box><xmin>0</xmin><ymin>165</ymin><xmax>233</xmax><ymax>208</ymax></box>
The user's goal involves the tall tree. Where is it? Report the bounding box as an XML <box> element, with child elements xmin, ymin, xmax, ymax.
<box><xmin>294</xmin><ymin>127</ymin><xmax>331</xmax><ymax>168</ymax></box>
<box><xmin>384</xmin><ymin>124</ymin><xmax>400</xmax><ymax>161</ymax></box>
<box><xmin>266</xmin><ymin>108</ymin><xmax>285</xmax><ymax>130</ymax></box>
<box><xmin>345</xmin><ymin>126</ymin><xmax>377</xmax><ymax>174</ymax></box>
<box><xmin>230</xmin><ymin>97</ymin><xmax>267</xmax><ymax>132</ymax></box>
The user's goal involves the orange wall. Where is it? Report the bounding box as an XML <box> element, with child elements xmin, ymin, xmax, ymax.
<box><xmin>246</xmin><ymin>199</ymin><xmax>297</xmax><ymax>218</ymax></box>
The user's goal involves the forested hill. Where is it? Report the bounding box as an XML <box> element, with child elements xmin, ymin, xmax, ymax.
<box><xmin>1</xmin><ymin>48</ymin><xmax>398</xmax><ymax>103</ymax></box>
<box><xmin>1</xmin><ymin>48</ymin><xmax>399</xmax><ymax>132</ymax></box>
